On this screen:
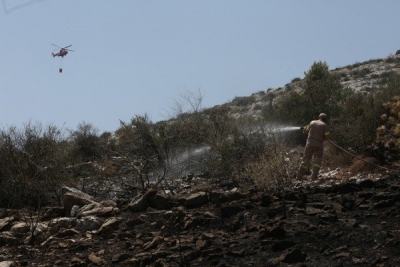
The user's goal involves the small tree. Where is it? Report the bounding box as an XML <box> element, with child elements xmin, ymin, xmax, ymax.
<box><xmin>68</xmin><ymin>121</ymin><xmax>101</xmax><ymax>162</ymax></box>
<box><xmin>301</xmin><ymin>61</ymin><xmax>348</xmax><ymax>120</ymax></box>
<box><xmin>268</xmin><ymin>61</ymin><xmax>349</xmax><ymax>125</ymax></box>
<box><xmin>116</xmin><ymin>115</ymin><xmax>169</xmax><ymax>190</ymax></box>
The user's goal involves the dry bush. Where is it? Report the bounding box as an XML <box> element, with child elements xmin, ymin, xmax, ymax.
<box><xmin>348</xmin><ymin>157</ymin><xmax>378</xmax><ymax>174</ymax></box>
<box><xmin>235</xmin><ymin>142</ymin><xmax>300</xmax><ymax>192</ymax></box>
<box><xmin>323</xmin><ymin>142</ymin><xmax>353</xmax><ymax>169</ymax></box>
<box><xmin>0</xmin><ymin>122</ymin><xmax>72</xmax><ymax>208</ymax></box>
<box><xmin>375</xmin><ymin>94</ymin><xmax>400</xmax><ymax>162</ymax></box>
<box><xmin>98</xmin><ymin>160</ymin><xmax>119</xmax><ymax>177</ymax></box>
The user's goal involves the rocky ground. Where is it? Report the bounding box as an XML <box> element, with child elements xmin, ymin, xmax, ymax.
<box><xmin>1</xmin><ymin>168</ymin><xmax>400</xmax><ymax>267</ymax></box>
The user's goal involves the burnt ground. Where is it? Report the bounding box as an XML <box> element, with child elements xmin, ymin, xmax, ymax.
<box><xmin>1</xmin><ymin>170</ymin><xmax>400</xmax><ymax>267</ymax></box>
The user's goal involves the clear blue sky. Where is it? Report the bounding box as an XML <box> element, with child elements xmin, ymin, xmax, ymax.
<box><xmin>1</xmin><ymin>1</ymin><xmax>400</xmax><ymax>133</ymax></box>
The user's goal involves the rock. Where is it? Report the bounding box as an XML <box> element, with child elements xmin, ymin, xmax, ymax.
<box><xmin>183</xmin><ymin>214</ymin><xmax>217</xmax><ymax>230</ymax></box>
<box><xmin>209</xmin><ymin>190</ymin><xmax>229</xmax><ymax>203</ymax></box>
<box><xmin>62</xmin><ymin>186</ymin><xmax>94</xmax><ymax>200</ymax></box>
<box><xmin>127</xmin><ymin>189</ymin><xmax>158</xmax><ymax>212</ymax></box>
<box><xmin>9</xmin><ymin>222</ymin><xmax>29</xmax><ymax>234</ymax></box>
<box><xmin>93</xmin><ymin>217</ymin><xmax>122</xmax><ymax>235</ymax></box>
<box><xmin>88</xmin><ymin>253</ymin><xmax>104</xmax><ymax>265</ymax></box>
<box><xmin>54</xmin><ymin>228</ymin><xmax>80</xmax><ymax>238</ymax></box>
<box><xmin>0</xmin><ymin>232</ymin><xmax>16</xmax><ymax>246</ymax></box>
<box><xmin>62</xmin><ymin>192</ymin><xmax>98</xmax><ymax>216</ymax></box>
<box><xmin>70</xmin><ymin>257</ymin><xmax>85</xmax><ymax>266</ymax></box>
<box><xmin>259</xmin><ymin>224</ymin><xmax>286</xmax><ymax>240</ymax></box>
<box><xmin>143</xmin><ymin>236</ymin><xmax>163</xmax><ymax>251</ymax></box>
<box><xmin>101</xmin><ymin>200</ymin><xmax>117</xmax><ymax>207</ymax></box>
<box><xmin>0</xmin><ymin>261</ymin><xmax>15</xmax><ymax>267</ymax></box>
<box><xmin>271</xmin><ymin>240</ymin><xmax>296</xmax><ymax>252</ymax></box>
<box><xmin>70</xmin><ymin>205</ymin><xmax>80</xmax><ymax>217</ymax></box>
<box><xmin>79</xmin><ymin>206</ymin><xmax>120</xmax><ymax>217</ymax></box>
<box><xmin>260</xmin><ymin>194</ymin><xmax>274</xmax><ymax>207</ymax></box>
<box><xmin>48</xmin><ymin>217</ymin><xmax>77</xmax><ymax>231</ymax></box>
<box><xmin>148</xmin><ymin>194</ymin><xmax>173</xmax><ymax>210</ymax></box>
<box><xmin>42</xmin><ymin>207</ymin><xmax>65</xmax><ymax>220</ymax></box>
<box><xmin>128</xmin><ymin>197</ymin><xmax>148</xmax><ymax>212</ymax></box>
<box><xmin>220</xmin><ymin>205</ymin><xmax>245</xmax><ymax>218</ymax></box>
<box><xmin>75</xmin><ymin>216</ymin><xmax>103</xmax><ymax>232</ymax></box>
<box><xmin>280</xmin><ymin>248</ymin><xmax>307</xmax><ymax>263</ymax></box>
<box><xmin>0</xmin><ymin>217</ymin><xmax>14</xmax><ymax>231</ymax></box>
<box><xmin>184</xmin><ymin>191</ymin><xmax>208</xmax><ymax>208</ymax></box>
<box><xmin>112</xmin><ymin>253</ymin><xmax>131</xmax><ymax>263</ymax></box>
<box><xmin>196</xmin><ymin>239</ymin><xmax>211</xmax><ymax>250</ymax></box>
<box><xmin>24</xmin><ymin>223</ymin><xmax>48</xmax><ymax>244</ymax></box>
<box><xmin>373</xmin><ymin>199</ymin><xmax>395</xmax><ymax>209</ymax></box>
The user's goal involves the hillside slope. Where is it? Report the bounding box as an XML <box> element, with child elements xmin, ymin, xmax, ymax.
<box><xmin>224</xmin><ymin>52</ymin><xmax>400</xmax><ymax>120</ymax></box>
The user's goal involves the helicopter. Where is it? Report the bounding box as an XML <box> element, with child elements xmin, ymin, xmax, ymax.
<box><xmin>51</xmin><ymin>44</ymin><xmax>73</xmax><ymax>58</ymax></box>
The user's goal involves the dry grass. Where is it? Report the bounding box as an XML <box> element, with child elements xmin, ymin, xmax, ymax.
<box><xmin>234</xmin><ymin>143</ymin><xmax>301</xmax><ymax>192</ymax></box>
<box><xmin>323</xmin><ymin>142</ymin><xmax>353</xmax><ymax>169</ymax></box>
<box><xmin>349</xmin><ymin>157</ymin><xmax>379</xmax><ymax>174</ymax></box>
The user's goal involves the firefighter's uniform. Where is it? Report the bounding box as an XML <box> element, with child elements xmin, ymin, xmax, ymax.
<box><xmin>297</xmin><ymin>114</ymin><xmax>330</xmax><ymax>181</ymax></box>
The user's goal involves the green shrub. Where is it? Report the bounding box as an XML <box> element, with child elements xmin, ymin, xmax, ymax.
<box><xmin>252</xmin><ymin>103</ymin><xmax>263</xmax><ymax>111</ymax></box>
<box><xmin>202</xmin><ymin>110</ymin><xmax>268</xmax><ymax>183</ymax></box>
<box><xmin>350</xmin><ymin>68</ymin><xmax>371</xmax><ymax>79</ymax></box>
<box><xmin>231</xmin><ymin>95</ymin><xmax>255</xmax><ymax>106</ymax></box>
<box><xmin>68</xmin><ymin>121</ymin><xmax>101</xmax><ymax>162</ymax></box>
<box><xmin>332</xmin><ymin>92</ymin><xmax>381</xmax><ymax>153</ymax></box>
<box><xmin>385</xmin><ymin>57</ymin><xmax>397</xmax><ymax>63</ymax></box>
<box><xmin>333</xmin><ymin>74</ymin><xmax>400</xmax><ymax>157</ymax></box>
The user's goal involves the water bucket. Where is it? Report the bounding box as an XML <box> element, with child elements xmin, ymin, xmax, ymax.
<box><xmin>59</xmin><ymin>68</ymin><xmax>63</xmax><ymax>73</ymax></box>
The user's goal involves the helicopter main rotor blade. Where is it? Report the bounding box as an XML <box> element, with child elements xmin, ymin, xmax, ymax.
<box><xmin>63</xmin><ymin>45</ymin><xmax>72</xmax><ymax>49</ymax></box>
<box><xmin>51</xmin><ymin>44</ymin><xmax>62</xmax><ymax>48</ymax></box>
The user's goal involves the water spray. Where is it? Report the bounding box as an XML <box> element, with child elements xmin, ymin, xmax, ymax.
<box><xmin>269</xmin><ymin>125</ymin><xmax>303</xmax><ymax>132</ymax></box>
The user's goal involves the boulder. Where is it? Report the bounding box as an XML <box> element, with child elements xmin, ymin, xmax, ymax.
<box><xmin>93</xmin><ymin>217</ymin><xmax>122</xmax><ymax>235</ymax></box>
<box><xmin>0</xmin><ymin>261</ymin><xmax>15</xmax><ymax>267</ymax></box>
<box><xmin>61</xmin><ymin>186</ymin><xmax>94</xmax><ymax>200</ymax></box>
<box><xmin>127</xmin><ymin>189</ymin><xmax>158</xmax><ymax>212</ymax></box>
<box><xmin>148</xmin><ymin>194</ymin><xmax>173</xmax><ymax>210</ymax></box>
<box><xmin>10</xmin><ymin>222</ymin><xmax>29</xmax><ymax>234</ymax></box>
<box><xmin>80</xmin><ymin>206</ymin><xmax>120</xmax><ymax>217</ymax></box>
<box><xmin>48</xmin><ymin>217</ymin><xmax>77</xmax><ymax>231</ymax></box>
<box><xmin>184</xmin><ymin>191</ymin><xmax>208</xmax><ymax>208</ymax></box>
<box><xmin>75</xmin><ymin>216</ymin><xmax>103</xmax><ymax>232</ymax></box>
<box><xmin>88</xmin><ymin>253</ymin><xmax>104</xmax><ymax>265</ymax></box>
<box><xmin>0</xmin><ymin>217</ymin><xmax>14</xmax><ymax>232</ymax></box>
<box><xmin>62</xmin><ymin>192</ymin><xmax>98</xmax><ymax>216</ymax></box>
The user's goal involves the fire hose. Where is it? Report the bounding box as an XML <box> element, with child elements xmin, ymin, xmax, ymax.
<box><xmin>299</xmin><ymin>126</ymin><xmax>389</xmax><ymax>171</ymax></box>
<box><xmin>327</xmin><ymin>139</ymin><xmax>389</xmax><ymax>171</ymax></box>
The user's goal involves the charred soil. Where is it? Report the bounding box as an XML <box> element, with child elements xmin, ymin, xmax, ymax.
<box><xmin>1</xmin><ymin>171</ymin><xmax>400</xmax><ymax>267</ymax></box>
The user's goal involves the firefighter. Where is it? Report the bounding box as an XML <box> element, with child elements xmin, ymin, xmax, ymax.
<box><xmin>297</xmin><ymin>113</ymin><xmax>330</xmax><ymax>181</ymax></box>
